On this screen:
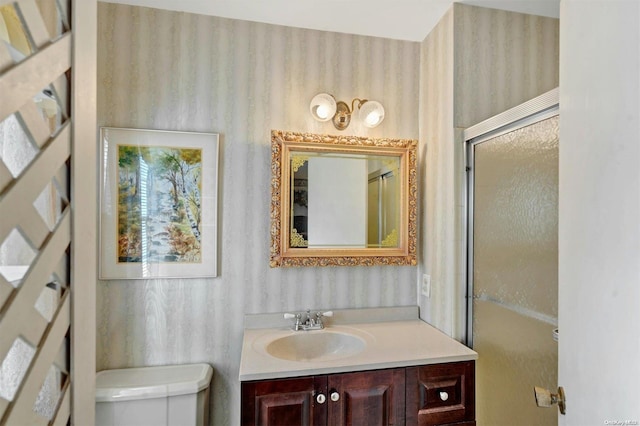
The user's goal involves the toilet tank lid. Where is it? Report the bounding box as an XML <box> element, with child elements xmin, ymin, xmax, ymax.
<box><xmin>95</xmin><ymin>363</ymin><xmax>213</xmax><ymax>402</ymax></box>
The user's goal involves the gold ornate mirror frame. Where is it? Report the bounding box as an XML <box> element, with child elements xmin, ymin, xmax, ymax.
<box><xmin>270</xmin><ymin>130</ymin><xmax>417</xmax><ymax>267</ymax></box>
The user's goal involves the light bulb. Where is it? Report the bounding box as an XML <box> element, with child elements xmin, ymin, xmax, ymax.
<box><xmin>364</xmin><ymin>111</ymin><xmax>381</xmax><ymax>126</ymax></box>
<box><xmin>358</xmin><ymin>100</ymin><xmax>385</xmax><ymax>128</ymax></box>
<box><xmin>315</xmin><ymin>104</ymin><xmax>330</xmax><ymax>119</ymax></box>
<box><xmin>309</xmin><ymin>93</ymin><xmax>337</xmax><ymax>122</ymax></box>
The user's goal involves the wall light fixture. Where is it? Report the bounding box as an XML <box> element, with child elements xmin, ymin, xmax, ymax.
<box><xmin>309</xmin><ymin>93</ymin><xmax>385</xmax><ymax>131</ymax></box>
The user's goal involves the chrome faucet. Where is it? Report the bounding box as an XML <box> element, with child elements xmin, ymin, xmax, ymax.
<box><xmin>284</xmin><ymin>310</ymin><xmax>333</xmax><ymax>331</ymax></box>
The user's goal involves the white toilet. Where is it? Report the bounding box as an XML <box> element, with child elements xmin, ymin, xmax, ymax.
<box><xmin>95</xmin><ymin>363</ymin><xmax>213</xmax><ymax>426</ymax></box>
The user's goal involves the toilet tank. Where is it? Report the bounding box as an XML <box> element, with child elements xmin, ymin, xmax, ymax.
<box><xmin>96</xmin><ymin>363</ymin><xmax>213</xmax><ymax>426</ymax></box>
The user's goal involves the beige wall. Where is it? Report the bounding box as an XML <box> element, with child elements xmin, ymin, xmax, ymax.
<box><xmin>419</xmin><ymin>7</ymin><xmax>458</xmax><ymax>333</ymax></box>
<box><xmin>454</xmin><ymin>5</ymin><xmax>560</xmax><ymax>128</ymax></box>
<box><xmin>419</xmin><ymin>4</ymin><xmax>559</xmax><ymax>337</ymax></box>
<box><xmin>96</xmin><ymin>4</ymin><xmax>420</xmax><ymax>425</ymax></box>
<box><xmin>96</xmin><ymin>3</ymin><xmax>560</xmax><ymax>423</ymax></box>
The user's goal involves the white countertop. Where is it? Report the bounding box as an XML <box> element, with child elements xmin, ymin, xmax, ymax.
<box><xmin>239</xmin><ymin>307</ymin><xmax>477</xmax><ymax>381</ymax></box>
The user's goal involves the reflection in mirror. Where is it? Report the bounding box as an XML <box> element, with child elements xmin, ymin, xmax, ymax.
<box><xmin>271</xmin><ymin>130</ymin><xmax>417</xmax><ymax>267</ymax></box>
<box><xmin>290</xmin><ymin>152</ymin><xmax>400</xmax><ymax>249</ymax></box>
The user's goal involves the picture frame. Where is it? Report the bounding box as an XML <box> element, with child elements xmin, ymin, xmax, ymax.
<box><xmin>99</xmin><ymin>127</ymin><xmax>219</xmax><ymax>279</ymax></box>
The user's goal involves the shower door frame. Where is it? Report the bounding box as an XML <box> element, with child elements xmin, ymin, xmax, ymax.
<box><xmin>463</xmin><ymin>87</ymin><xmax>559</xmax><ymax>347</ymax></box>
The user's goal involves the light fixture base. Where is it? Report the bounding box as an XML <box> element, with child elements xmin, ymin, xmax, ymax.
<box><xmin>332</xmin><ymin>101</ymin><xmax>351</xmax><ymax>130</ymax></box>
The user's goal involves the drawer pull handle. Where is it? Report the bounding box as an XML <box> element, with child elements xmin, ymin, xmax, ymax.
<box><xmin>330</xmin><ymin>391</ymin><xmax>340</xmax><ymax>402</ymax></box>
<box><xmin>316</xmin><ymin>393</ymin><xmax>326</xmax><ymax>404</ymax></box>
<box><xmin>439</xmin><ymin>391</ymin><xmax>449</xmax><ymax>401</ymax></box>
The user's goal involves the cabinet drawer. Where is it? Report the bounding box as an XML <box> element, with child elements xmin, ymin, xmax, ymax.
<box><xmin>406</xmin><ymin>361</ymin><xmax>475</xmax><ymax>426</ymax></box>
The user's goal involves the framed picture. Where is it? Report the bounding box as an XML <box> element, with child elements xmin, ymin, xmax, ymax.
<box><xmin>99</xmin><ymin>127</ymin><xmax>219</xmax><ymax>279</ymax></box>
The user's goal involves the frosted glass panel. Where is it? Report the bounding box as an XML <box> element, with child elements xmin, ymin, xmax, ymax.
<box><xmin>472</xmin><ymin>116</ymin><xmax>558</xmax><ymax>425</ymax></box>
<box><xmin>474</xmin><ymin>301</ymin><xmax>557</xmax><ymax>425</ymax></box>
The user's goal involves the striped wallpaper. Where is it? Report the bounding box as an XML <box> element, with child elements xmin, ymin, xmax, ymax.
<box><xmin>419</xmin><ymin>6</ymin><xmax>459</xmax><ymax>335</ymax></box>
<box><xmin>419</xmin><ymin>4</ymin><xmax>558</xmax><ymax>337</ymax></box>
<box><xmin>96</xmin><ymin>4</ymin><xmax>420</xmax><ymax>424</ymax></box>
<box><xmin>96</xmin><ymin>3</ymin><xmax>558</xmax><ymax>424</ymax></box>
<box><xmin>454</xmin><ymin>4</ymin><xmax>560</xmax><ymax>127</ymax></box>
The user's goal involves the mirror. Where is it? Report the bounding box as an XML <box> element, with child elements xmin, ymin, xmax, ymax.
<box><xmin>270</xmin><ymin>130</ymin><xmax>417</xmax><ymax>267</ymax></box>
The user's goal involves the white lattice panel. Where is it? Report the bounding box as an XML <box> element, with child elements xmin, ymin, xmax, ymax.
<box><xmin>0</xmin><ymin>0</ymin><xmax>73</xmax><ymax>424</ymax></box>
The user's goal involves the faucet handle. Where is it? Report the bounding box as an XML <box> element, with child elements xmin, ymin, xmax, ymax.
<box><xmin>320</xmin><ymin>311</ymin><xmax>333</xmax><ymax>317</ymax></box>
<box><xmin>284</xmin><ymin>313</ymin><xmax>303</xmax><ymax>331</ymax></box>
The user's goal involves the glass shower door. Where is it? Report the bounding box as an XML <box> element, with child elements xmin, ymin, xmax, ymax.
<box><xmin>469</xmin><ymin>115</ymin><xmax>559</xmax><ymax>425</ymax></box>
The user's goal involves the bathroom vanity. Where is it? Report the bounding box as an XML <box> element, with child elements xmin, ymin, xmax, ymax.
<box><xmin>239</xmin><ymin>307</ymin><xmax>477</xmax><ymax>426</ymax></box>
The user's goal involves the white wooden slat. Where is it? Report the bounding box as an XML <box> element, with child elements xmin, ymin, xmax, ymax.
<box><xmin>18</xmin><ymin>101</ymin><xmax>52</xmax><ymax>148</ymax></box>
<box><xmin>0</xmin><ymin>43</ymin><xmax>12</xmax><ymax>73</ymax></box>
<box><xmin>0</xmin><ymin>277</ymin><xmax>13</xmax><ymax>309</ymax></box>
<box><xmin>18</xmin><ymin>307</ymin><xmax>48</xmax><ymax>347</ymax></box>
<box><xmin>53</xmin><ymin>336</ymin><xmax>68</xmax><ymax>374</ymax></box>
<box><xmin>54</xmin><ymin>161</ymin><xmax>68</xmax><ymax>202</ymax></box>
<box><xmin>16</xmin><ymin>0</ymin><xmax>51</xmax><ymax>49</ymax></box>
<box><xmin>72</xmin><ymin>1</ymin><xmax>98</xmax><ymax>423</ymax></box>
<box><xmin>51</xmin><ymin>378</ymin><xmax>70</xmax><ymax>426</ymax></box>
<box><xmin>0</xmin><ymin>33</ymin><xmax>71</xmax><ymax>123</ymax></box>
<box><xmin>0</xmin><ymin>209</ymin><xmax>69</xmax><ymax>335</ymax></box>
<box><xmin>31</xmin><ymin>0</ymin><xmax>59</xmax><ymax>42</ymax></box>
<box><xmin>52</xmin><ymin>255</ymin><xmax>68</xmax><ymax>287</ymax></box>
<box><xmin>6</xmin><ymin>292</ymin><xmax>71</xmax><ymax>425</ymax></box>
<box><xmin>0</xmin><ymin>313</ymin><xmax>43</xmax><ymax>369</ymax></box>
<box><xmin>0</xmin><ymin>397</ymin><xmax>8</xmax><ymax>421</ymax></box>
<box><xmin>33</xmin><ymin>413</ymin><xmax>49</xmax><ymax>425</ymax></box>
<box><xmin>3</xmin><ymin>297</ymin><xmax>69</xmax><ymax>425</ymax></box>
<box><xmin>0</xmin><ymin>210</ymin><xmax>70</xmax><ymax>363</ymax></box>
<box><xmin>51</xmin><ymin>75</ymin><xmax>69</xmax><ymax>117</ymax></box>
<box><xmin>0</xmin><ymin>123</ymin><xmax>70</xmax><ymax>244</ymax></box>
<box><xmin>3</xmin><ymin>292</ymin><xmax>70</xmax><ymax>426</ymax></box>
<box><xmin>0</xmin><ymin>160</ymin><xmax>13</xmax><ymax>194</ymax></box>
<box><xmin>20</xmin><ymin>206</ymin><xmax>51</xmax><ymax>250</ymax></box>
<box><xmin>7</xmin><ymin>407</ymin><xmax>48</xmax><ymax>426</ymax></box>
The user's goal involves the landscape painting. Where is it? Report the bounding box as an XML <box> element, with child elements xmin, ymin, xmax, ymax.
<box><xmin>100</xmin><ymin>128</ymin><xmax>219</xmax><ymax>280</ymax></box>
<box><xmin>117</xmin><ymin>144</ymin><xmax>203</xmax><ymax>264</ymax></box>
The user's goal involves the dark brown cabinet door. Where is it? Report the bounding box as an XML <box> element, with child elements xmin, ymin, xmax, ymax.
<box><xmin>327</xmin><ymin>368</ymin><xmax>406</xmax><ymax>426</ymax></box>
<box><xmin>242</xmin><ymin>376</ymin><xmax>328</xmax><ymax>426</ymax></box>
<box><xmin>242</xmin><ymin>362</ymin><xmax>475</xmax><ymax>426</ymax></box>
<box><xmin>406</xmin><ymin>361</ymin><xmax>475</xmax><ymax>426</ymax></box>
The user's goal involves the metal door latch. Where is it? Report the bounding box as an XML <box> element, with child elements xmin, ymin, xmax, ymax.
<box><xmin>534</xmin><ymin>386</ymin><xmax>566</xmax><ymax>415</ymax></box>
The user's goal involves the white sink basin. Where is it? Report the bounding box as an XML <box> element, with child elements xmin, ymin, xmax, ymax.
<box><xmin>265</xmin><ymin>331</ymin><xmax>366</xmax><ymax>362</ymax></box>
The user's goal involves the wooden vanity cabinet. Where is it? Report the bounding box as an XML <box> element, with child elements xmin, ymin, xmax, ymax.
<box><xmin>241</xmin><ymin>361</ymin><xmax>474</xmax><ymax>426</ymax></box>
<box><xmin>406</xmin><ymin>361</ymin><xmax>475</xmax><ymax>426</ymax></box>
<box><xmin>241</xmin><ymin>368</ymin><xmax>405</xmax><ymax>426</ymax></box>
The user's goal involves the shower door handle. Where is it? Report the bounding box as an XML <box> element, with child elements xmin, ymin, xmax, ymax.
<box><xmin>534</xmin><ymin>386</ymin><xmax>566</xmax><ymax>415</ymax></box>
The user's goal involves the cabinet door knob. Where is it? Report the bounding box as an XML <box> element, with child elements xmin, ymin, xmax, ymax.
<box><xmin>316</xmin><ymin>393</ymin><xmax>326</xmax><ymax>404</ymax></box>
<box><xmin>439</xmin><ymin>391</ymin><xmax>449</xmax><ymax>401</ymax></box>
<box><xmin>330</xmin><ymin>391</ymin><xmax>340</xmax><ymax>402</ymax></box>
